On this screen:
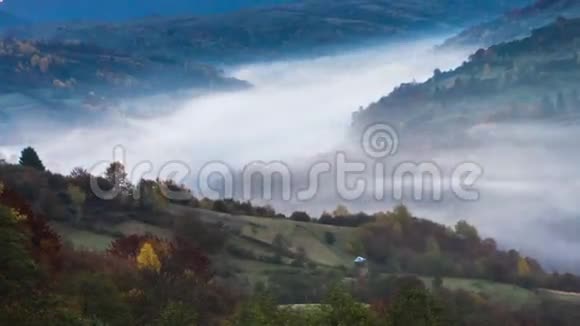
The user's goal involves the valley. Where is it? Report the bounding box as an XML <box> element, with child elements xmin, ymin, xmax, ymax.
<box><xmin>3</xmin><ymin>0</ymin><xmax>580</xmax><ymax>324</ymax></box>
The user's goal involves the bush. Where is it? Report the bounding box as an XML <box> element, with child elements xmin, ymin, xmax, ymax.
<box><xmin>154</xmin><ymin>302</ymin><xmax>197</xmax><ymax>326</ymax></box>
<box><xmin>227</xmin><ymin>244</ymin><xmax>257</xmax><ymax>260</ymax></box>
<box><xmin>66</xmin><ymin>273</ymin><xmax>133</xmax><ymax>326</ymax></box>
<box><xmin>324</xmin><ymin>231</ymin><xmax>336</xmax><ymax>245</ymax></box>
<box><xmin>290</xmin><ymin>211</ymin><xmax>311</xmax><ymax>222</ymax></box>
<box><xmin>387</xmin><ymin>286</ymin><xmax>448</xmax><ymax>326</ymax></box>
<box><xmin>259</xmin><ymin>255</ymin><xmax>283</xmax><ymax>265</ymax></box>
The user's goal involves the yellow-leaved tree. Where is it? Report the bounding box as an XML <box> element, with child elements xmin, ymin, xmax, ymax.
<box><xmin>517</xmin><ymin>257</ymin><xmax>532</xmax><ymax>277</ymax></box>
<box><xmin>137</xmin><ymin>242</ymin><xmax>161</xmax><ymax>273</ymax></box>
<box><xmin>0</xmin><ymin>182</ymin><xmax>26</xmax><ymax>223</ymax></box>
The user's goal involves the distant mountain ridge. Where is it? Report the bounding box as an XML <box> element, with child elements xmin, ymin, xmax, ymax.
<box><xmin>508</xmin><ymin>0</ymin><xmax>578</xmax><ymax>16</ymax></box>
<box><xmin>444</xmin><ymin>0</ymin><xmax>580</xmax><ymax>47</ymax></box>
<box><xmin>0</xmin><ymin>0</ymin><xmax>296</xmax><ymax>22</ymax></box>
<box><xmin>7</xmin><ymin>0</ymin><xmax>531</xmax><ymax>64</ymax></box>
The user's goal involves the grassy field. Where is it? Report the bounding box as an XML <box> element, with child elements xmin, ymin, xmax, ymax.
<box><xmin>538</xmin><ymin>289</ymin><xmax>580</xmax><ymax>304</ymax></box>
<box><xmin>51</xmin><ymin>220</ymin><xmax>174</xmax><ymax>252</ymax></box>
<box><xmin>106</xmin><ymin>220</ymin><xmax>173</xmax><ymax>239</ymax></box>
<box><xmin>191</xmin><ymin>206</ymin><xmax>356</xmax><ymax>267</ymax></box>
<box><xmin>238</xmin><ymin>218</ymin><xmax>353</xmax><ymax>267</ymax></box>
<box><xmin>50</xmin><ymin>206</ymin><xmax>357</xmax><ymax>266</ymax></box>
<box><xmin>51</xmin><ymin>222</ymin><xmax>115</xmax><ymax>252</ymax></box>
<box><xmin>423</xmin><ymin>276</ymin><xmax>540</xmax><ymax>309</ymax></box>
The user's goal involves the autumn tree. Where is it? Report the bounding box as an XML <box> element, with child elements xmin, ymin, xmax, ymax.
<box><xmin>0</xmin><ymin>203</ymin><xmax>38</xmax><ymax>301</ymax></box>
<box><xmin>0</xmin><ymin>194</ymin><xmax>82</xmax><ymax>324</ymax></box>
<box><xmin>137</xmin><ymin>242</ymin><xmax>161</xmax><ymax>273</ymax></box>
<box><xmin>165</xmin><ymin>239</ymin><xmax>211</xmax><ymax>279</ymax></box>
<box><xmin>109</xmin><ymin>234</ymin><xmax>150</xmax><ymax>259</ymax></box>
<box><xmin>18</xmin><ymin>147</ymin><xmax>45</xmax><ymax>171</ymax></box>
<box><xmin>0</xmin><ymin>183</ymin><xmax>62</xmax><ymax>274</ymax></box>
<box><xmin>136</xmin><ymin>179</ymin><xmax>167</xmax><ymax>212</ymax></box>
<box><xmin>517</xmin><ymin>257</ymin><xmax>532</xmax><ymax>277</ymax></box>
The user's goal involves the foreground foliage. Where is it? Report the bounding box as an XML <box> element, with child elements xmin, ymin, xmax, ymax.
<box><xmin>2</xmin><ymin>154</ymin><xmax>580</xmax><ymax>325</ymax></box>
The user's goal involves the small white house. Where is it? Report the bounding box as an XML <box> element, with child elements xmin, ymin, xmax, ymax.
<box><xmin>354</xmin><ymin>256</ymin><xmax>367</xmax><ymax>264</ymax></box>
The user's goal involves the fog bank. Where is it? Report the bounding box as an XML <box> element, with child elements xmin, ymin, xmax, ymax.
<box><xmin>1</xmin><ymin>38</ymin><xmax>470</xmax><ymax>172</ymax></box>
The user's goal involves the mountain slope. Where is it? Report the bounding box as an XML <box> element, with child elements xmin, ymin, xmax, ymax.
<box><xmin>9</xmin><ymin>0</ymin><xmax>530</xmax><ymax>63</ymax></box>
<box><xmin>354</xmin><ymin>16</ymin><xmax>580</xmax><ymax>142</ymax></box>
<box><xmin>444</xmin><ymin>0</ymin><xmax>580</xmax><ymax>47</ymax></box>
<box><xmin>0</xmin><ymin>0</ymin><xmax>296</xmax><ymax>22</ymax></box>
<box><xmin>0</xmin><ymin>39</ymin><xmax>247</xmax><ymax>116</ymax></box>
<box><xmin>3</xmin><ymin>160</ymin><xmax>580</xmax><ymax>300</ymax></box>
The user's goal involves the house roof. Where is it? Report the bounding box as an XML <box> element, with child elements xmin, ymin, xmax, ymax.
<box><xmin>354</xmin><ymin>256</ymin><xmax>367</xmax><ymax>263</ymax></box>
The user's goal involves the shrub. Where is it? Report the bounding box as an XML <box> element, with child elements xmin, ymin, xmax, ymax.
<box><xmin>324</xmin><ymin>231</ymin><xmax>336</xmax><ymax>245</ymax></box>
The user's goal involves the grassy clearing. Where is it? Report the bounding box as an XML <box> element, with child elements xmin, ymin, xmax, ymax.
<box><xmin>51</xmin><ymin>222</ymin><xmax>114</xmax><ymax>252</ymax></box>
<box><xmin>107</xmin><ymin>220</ymin><xmax>173</xmax><ymax>239</ymax></box>
<box><xmin>184</xmin><ymin>206</ymin><xmax>356</xmax><ymax>267</ymax></box>
<box><xmin>423</xmin><ymin>276</ymin><xmax>540</xmax><ymax>308</ymax></box>
<box><xmin>231</xmin><ymin>213</ymin><xmax>355</xmax><ymax>267</ymax></box>
<box><xmin>51</xmin><ymin>220</ymin><xmax>173</xmax><ymax>252</ymax></box>
<box><xmin>538</xmin><ymin>289</ymin><xmax>580</xmax><ymax>304</ymax></box>
<box><xmin>228</xmin><ymin>258</ymin><xmax>306</xmax><ymax>285</ymax></box>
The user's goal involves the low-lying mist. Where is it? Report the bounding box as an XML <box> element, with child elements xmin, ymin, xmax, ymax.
<box><xmin>389</xmin><ymin>122</ymin><xmax>580</xmax><ymax>273</ymax></box>
<box><xmin>1</xmin><ymin>38</ymin><xmax>470</xmax><ymax>171</ymax></box>
<box><xmin>3</xmin><ymin>37</ymin><xmax>580</xmax><ymax>272</ymax></box>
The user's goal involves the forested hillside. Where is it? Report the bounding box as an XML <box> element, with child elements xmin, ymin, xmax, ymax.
<box><xmin>0</xmin><ymin>38</ymin><xmax>247</xmax><ymax>94</ymax></box>
<box><xmin>0</xmin><ymin>38</ymin><xmax>247</xmax><ymax>114</ymax></box>
<box><xmin>3</xmin><ymin>147</ymin><xmax>580</xmax><ymax>324</ymax></box>
<box><xmin>354</xmin><ymin>16</ymin><xmax>580</xmax><ymax>143</ymax></box>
